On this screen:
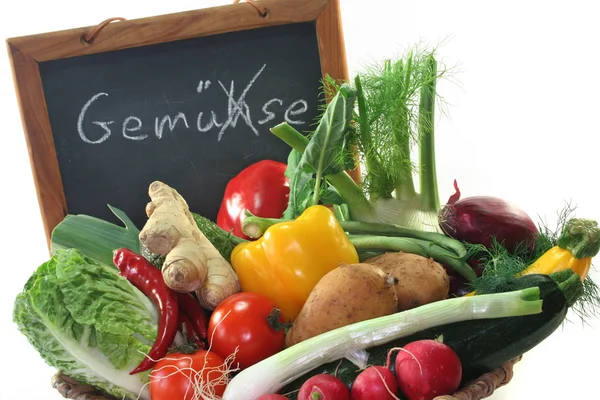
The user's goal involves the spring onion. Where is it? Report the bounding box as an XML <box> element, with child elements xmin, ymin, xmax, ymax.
<box><xmin>222</xmin><ymin>287</ymin><xmax>542</xmax><ymax>399</ymax></box>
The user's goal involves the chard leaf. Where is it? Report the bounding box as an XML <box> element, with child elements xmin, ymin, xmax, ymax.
<box><xmin>319</xmin><ymin>184</ymin><xmax>344</xmax><ymax>205</ymax></box>
<box><xmin>301</xmin><ymin>83</ymin><xmax>356</xmax><ymax>176</ymax></box>
<box><xmin>282</xmin><ymin>149</ymin><xmax>314</xmax><ymax>220</ymax></box>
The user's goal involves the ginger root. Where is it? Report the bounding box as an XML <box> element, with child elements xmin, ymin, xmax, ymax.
<box><xmin>139</xmin><ymin>181</ymin><xmax>240</xmax><ymax>309</ymax></box>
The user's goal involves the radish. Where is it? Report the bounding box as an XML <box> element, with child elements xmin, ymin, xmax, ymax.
<box><xmin>438</xmin><ymin>180</ymin><xmax>538</xmax><ymax>253</ymax></box>
<box><xmin>394</xmin><ymin>339</ymin><xmax>462</xmax><ymax>400</ymax></box>
<box><xmin>351</xmin><ymin>365</ymin><xmax>399</xmax><ymax>400</ymax></box>
<box><xmin>257</xmin><ymin>395</ymin><xmax>288</xmax><ymax>400</ymax></box>
<box><xmin>298</xmin><ymin>373</ymin><xmax>350</xmax><ymax>400</ymax></box>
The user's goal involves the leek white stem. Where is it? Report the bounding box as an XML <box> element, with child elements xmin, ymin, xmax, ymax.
<box><xmin>222</xmin><ymin>288</ymin><xmax>542</xmax><ymax>400</ymax></box>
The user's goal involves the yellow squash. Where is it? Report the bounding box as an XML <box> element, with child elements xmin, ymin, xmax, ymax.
<box><xmin>466</xmin><ymin>218</ymin><xmax>599</xmax><ymax>296</ymax></box>
<box><xmin>230</xmin><ymin>205</ymin><xmax>359</xmax><ymax>321</ymax></box>
<box><xmin>519</xmin><ymin>246</ymin><xmax>592</xmax><ymax>281</ymax></box>
<box><xmin>519</xmin><ymin>218</ymin><xmax>599</xmax><ymax>281</ymax></box>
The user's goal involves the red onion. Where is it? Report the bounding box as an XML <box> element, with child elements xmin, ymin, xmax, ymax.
<box><xmin>438</xmin><ymin>180</ymin><xmax>538</xmax><ymax>253</ymax></box>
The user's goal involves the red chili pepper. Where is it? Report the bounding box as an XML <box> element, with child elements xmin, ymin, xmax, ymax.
<box><xmin>217</xmin><ymin>160</ymin><xmax>289</xmax><ymax>240</ymax></box>
<box><xmin>113</xmin><ymin>248</ymin><xmax>179</xmax><ymax>375</ymax></box>
<box><xmin>177</xmin><ymin>292</ymin><xmax>209</xmax><ymax>341</ymax></box>
<box><xmin>177</xmin><ymin>311</ymin><xmax>204</xmax><ymax>348</ymax></box>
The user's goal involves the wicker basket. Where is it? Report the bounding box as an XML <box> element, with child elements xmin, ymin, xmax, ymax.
<box><xmin>51</xmin><ymin>356</ymin><xmax>521</xmax><ymax>400</ymax></box>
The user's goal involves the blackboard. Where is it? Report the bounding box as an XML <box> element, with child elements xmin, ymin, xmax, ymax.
<box><xmin>7</xmin><ymin>0</ymin><xmax>350</xmax><ymax>247</ymax></box>
<box><xmin>39</xmin><ymin>22</ymin><xmax>322</xmax><ymax>229</ymax></box>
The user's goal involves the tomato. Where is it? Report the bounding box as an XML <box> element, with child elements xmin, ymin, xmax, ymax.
<box><xmin>149</xmin><ymin>350</ymin><xmax>228</xmax><ymax>400</ymax></box>
<box><xmin>208</xmin><ymin>292</ymin><xmax>286</xmax><ymax>370</ymax></box>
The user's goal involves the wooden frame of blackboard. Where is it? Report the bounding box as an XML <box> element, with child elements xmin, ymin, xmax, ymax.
<box><xmin>7</xmin><ymin>0</ymin><xmax>350</xmax><ymax>249</ymax></box>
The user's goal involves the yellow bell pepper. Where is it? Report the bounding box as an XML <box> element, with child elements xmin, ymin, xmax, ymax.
<box><xmin>230</xmin><ymin>205</ymin><xmax>359</xmax><ymax>321</ymax></box>
<box><xmin>519</xmin><ymin>218</ymin><xmax>599</xmax><ymax>281</ymax></box>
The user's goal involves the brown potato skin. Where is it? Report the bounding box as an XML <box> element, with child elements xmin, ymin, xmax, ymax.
<box><xmin>366</xmin><ymin>252</ymin><xmax>450</xmax><ymax>311</ymax></box>
<box><xmin>285</xmin><ymin>263</ymin><xmax>398</xmax><ymax>347</ymax></box>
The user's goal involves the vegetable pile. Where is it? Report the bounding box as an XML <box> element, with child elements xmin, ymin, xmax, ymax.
<box><xmin>13</xmin><ymin>44</ymin><xmax>600</xmax><ymax>400</ymax></box>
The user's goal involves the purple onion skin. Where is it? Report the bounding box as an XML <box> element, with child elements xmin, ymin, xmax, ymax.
<box><xmin>439</xmin><ymin>196</ymin><xmax>539</xmax><ymax>253</ymax></box>
<box><xmin>445</xmin><ymin>260</ymin><xmax>484</xmax><ymax>297</ymax></box>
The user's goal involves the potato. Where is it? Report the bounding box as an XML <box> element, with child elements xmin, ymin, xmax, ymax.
<box><xmin>365</xmin><ymin>252</ymin><xmax>449</xmax><ymax>311</ymax></box>
<box><xmin>285</xmin><ymin>263</ymin><xmax>398</xmax><ymax>347</ymax></box>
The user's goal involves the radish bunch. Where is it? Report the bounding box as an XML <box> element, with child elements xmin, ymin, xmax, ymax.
<box><xmin>296</xmin><ymin>339</ymin><xmax>462</xmax><ymax>400</ymax></box>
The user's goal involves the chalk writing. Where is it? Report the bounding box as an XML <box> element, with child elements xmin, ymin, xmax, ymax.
<box><xmin>76</xmin><ymin>64</ymin><xmax>308</xmax><ymax>144</ymax></box>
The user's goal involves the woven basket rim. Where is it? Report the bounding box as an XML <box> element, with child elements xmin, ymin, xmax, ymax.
<box><xmin>51</xmin><ymin>356</ymin><xmax>522</xmax><ymax>400</ymax></box>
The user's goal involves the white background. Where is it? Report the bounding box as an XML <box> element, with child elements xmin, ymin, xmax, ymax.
<box><xmin>1</xmin><ymin>1</ymin><xmax>598</xmax><ymax>399</ymax></box>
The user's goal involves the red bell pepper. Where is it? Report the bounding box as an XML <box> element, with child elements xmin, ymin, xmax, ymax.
<box><xmin>217</xmin><ymin>160</ymin><xmax>289</xmax><ymax>240</ymax></box>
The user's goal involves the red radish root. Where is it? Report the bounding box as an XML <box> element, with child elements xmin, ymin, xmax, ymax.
<box><xmin>395</xmin><ymin>340</ymin><xmax>462</xmax><ymax>400</ymax></box>
<box><xmin>351</xmin><ymin>365</ymin><xmax>400</xmax><ymax>400</ymax></box>
<box><xmin>298</xmin><ymin>374</ymin><xmax>350</xmax><ymax>400</ymax></box>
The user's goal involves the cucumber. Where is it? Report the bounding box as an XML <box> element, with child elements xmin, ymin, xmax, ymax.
<box><xmin>192</xmin><ymin>212</ymin><xmax>246</xmax><ymax>263</ymax></box>
<box><xmin>281</xmin><ymin>271</ymin><xmax>582</xmax><ymax>397</ymax></box>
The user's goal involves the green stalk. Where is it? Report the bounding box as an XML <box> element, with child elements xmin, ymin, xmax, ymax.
<box><xmin>393</xmin><ymin>56</ymin><xmax>417</xmax><ymax>202</ymax></box>
<box><xmin>270</xmin><ymin>123</ymin><xmax>376</xmax><ymax>219</ymax></box>
<box><xmin>355</xmin><ymin>74</ymin><xmax>386</xmax><ymax>201</ymax></box>
<box><xmin>556</xmin><ymin>218</ymin><xmax>600</xmax><ymax>259</ymax></box>
<box><xmin>341</xmin><ymin>220</ymin><xmax>466</xmax><ymax>258</ymax></box>
<box><xmin>349</xmin><ymin>234</ymin><xmax>476</xmax><ymax>281</ymax></box>
<box><xmin>419</xmin><ymin>55</ymin><xmax>440</xmax><ymax>211</ymax></box>
<box><xmin>242</xmin><ymin>213</ymin><xmax>282</xmax><ymax>239</ymax></box>
<box><xmin>271</xmin><ymin>122</ymin><xmax>309</xmax><ymax>153</ymax></box>
<box><xmin>312</xmin><ymin>164</ymin><xmax>324</xmax><ymax>206</ymax></box>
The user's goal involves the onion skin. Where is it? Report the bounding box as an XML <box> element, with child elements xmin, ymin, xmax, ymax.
<box><xmin>438</xmin><ymin>182</ymin><xmax>538</xmax><ymax>253</ymax></box>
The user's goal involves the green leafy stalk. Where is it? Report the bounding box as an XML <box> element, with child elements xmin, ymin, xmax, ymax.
<box><xmin>304</xmin><ymin>83</ymin><xmax>356</xmax><ymax>206</ymax></box>
<box><xmin>281</xmin><ymin>149</ymin><xmax>315</xmax><ymax>219</ymax></box>
<box><xmin>419</xmin><ymin>55</ymin><xmax>440</xmax><ymax>211</ymax></box>
<box><xmin>354</xmin><ymin>74</ymin><xmax>386</xmax><ymax>201</ymax></box>
<box><xmin>271</xmin><ymin>84</ymin><xmax>357</xmax><ymax>218</ymax></box>
<box><xmin>271</xmin><ymin>122</ymin><xmax>374</xmax><ymax>220</ymax></box>
<box><xmin>392</xmin><ymin>56</ymin><xmax>417</xmax><ymax>202</ymax></box>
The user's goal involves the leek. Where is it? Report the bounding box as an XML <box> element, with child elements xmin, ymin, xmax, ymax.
<box><xmin>50</xmin><ymin>205</ymin><xmax>140</xmax><ymax>267</ymax></box>
<box><xmin>222</xmin><ymin>287</ymin><xmax>542</xmax><ymax>399</ymax></box>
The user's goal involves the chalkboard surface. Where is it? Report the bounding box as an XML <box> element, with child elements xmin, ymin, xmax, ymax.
<box><xmin>38</xmin><ymin>22</ymin><xmax>323</xmax><ymax>228</ymax></box>
<box><xmin>8</xmin><ymin>0</ymin><xmax>350</xmax><ymax>246</ymax></box>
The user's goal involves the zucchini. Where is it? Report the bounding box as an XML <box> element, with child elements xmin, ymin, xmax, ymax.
<box><xmin>281</xmin><ymin>270</ymin><xmax>582</xmax><ymax>397</ymax></box>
